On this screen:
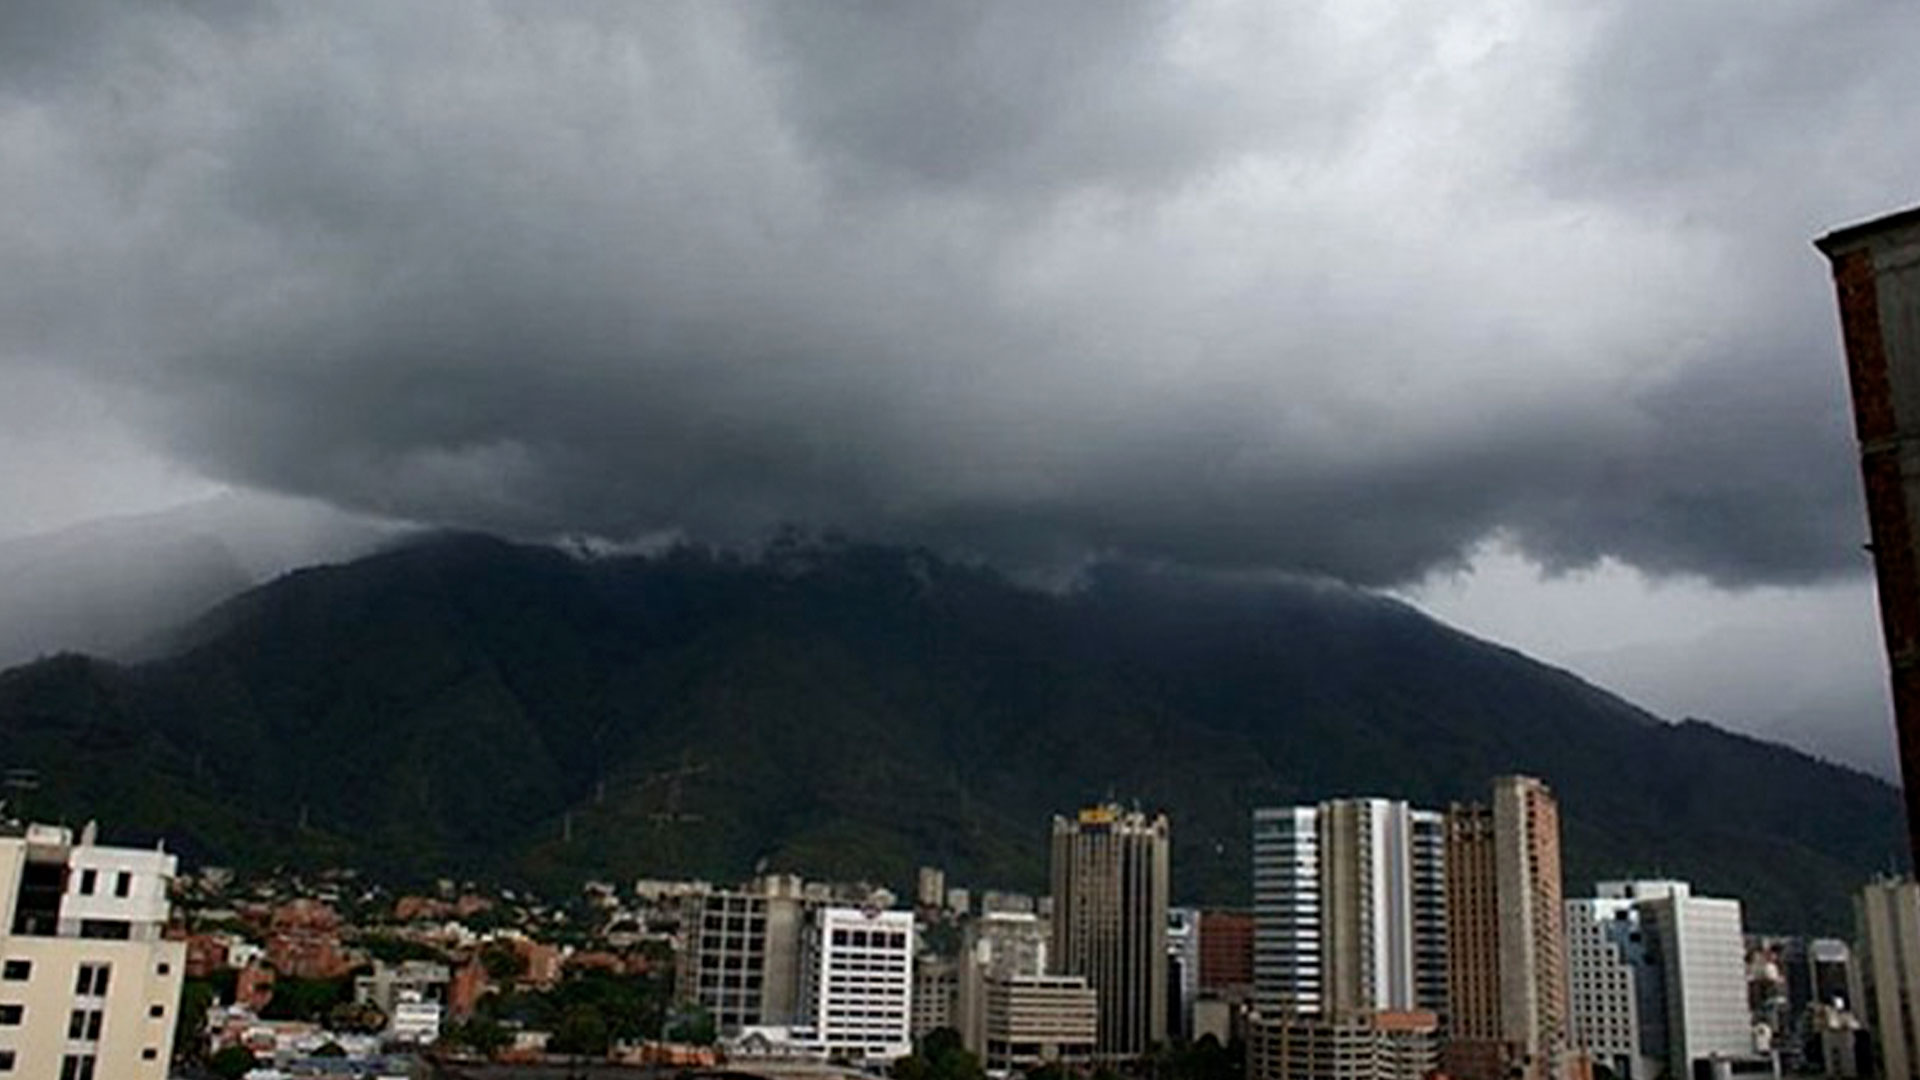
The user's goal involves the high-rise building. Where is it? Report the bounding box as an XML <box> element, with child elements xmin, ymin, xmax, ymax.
<box><xmin>1247</xmin><ymin>1008</ymin><xmax>1440</xmax><ymax>1080</ymax></box>
<box><xmin>1569</xmin><ymin>881</ymin><xmax>1762</xmax><ymax>1080</ymax></box>
<box><xmin>676</xmin><ymin>874</ymin><xmax>813</xmax><ymax>1034</ymax></box>
<box><xmin>1559</xmin><ymin>891</ymin><xmax>1651</xmax><ymax>1076</ymax></box>
<box><xmin>1050</xmin><ymin>803</ymin><xmax>1170</xmax><ymax>1059</ymax></box>
<box><xmin>1631</xmin><ymin>882</ymin><xmax>1754</xmax><ymax>1079</ymax></box>
<box><xmin>0</xmin><ymin>822</ymin><xmax>186</xmax><ymax>1080</ymax></box>
<box><xmin>1565</xmin><ymin>894</ymin><xmax>1659</xmax><ymax>1080</ymax></box>
<box><xmin>957</xmin><ymin>912</ymin><xmax>1052</xmax><ymax>1056</ymax></box>
<box><xmin>1199</xmin><ymin>910</ymin><xmax>1255</xmax><ymax>998</ymax></box>
<box><xmin>917</xmin><ymin>868</ymin><xmax>947</xmax><ymax>911</ymax></box>
<box><xmin>1169</xmin><ymin>907</ymin><xmax>1200</xmax><ymax>1042</ymax></box>
<box><xmin>801</xmin><ymin>906</ymin><xmax>916</xmax><ymax>1061</ymax></box>
<box><xmin>1856</xmin><ymin>879</ymin><xmax>1920</xmax><ymax>1080</ymax></box>
<box><xmin>1817</xmin><ymin>207</ymin><xmax>1920</xmax><ymax>865</ymax></box>
<box><xmin>1252</xmin><ymin>798</ymin><xmax>1447</xmax><ymax>1017</ymax></box>
<box><xmin>1444</xmin><ymin>775</ymin><xmax>1569</xmax><ymax>1080</ymax></box>
<box><xmin>1802</xmin><ymin>938</ymin><xmax>1854</xmax><ymax>1015</ymax></box>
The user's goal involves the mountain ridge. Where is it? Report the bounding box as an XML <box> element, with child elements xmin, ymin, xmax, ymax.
<box><xmin>0</xmin><ymin>532</ymin><xmax>1901</xmax><ymax>933</ymax></box>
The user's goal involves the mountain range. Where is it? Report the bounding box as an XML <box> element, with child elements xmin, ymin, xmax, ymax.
<box><xmin>0</xmin><ymin>531</ymin><xmax>1901</xmax><ymax>933</ymax></box>
<box><xmin>0</xmin><ymin>493</ymin><xmax>396</xmax><ymax>669</ymax></box>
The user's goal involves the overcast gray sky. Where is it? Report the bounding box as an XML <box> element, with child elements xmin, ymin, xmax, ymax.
<box><xmin>1</xmin><ymin>1</ymin><xmax>1915</xmax><ymax>776</ymax></box>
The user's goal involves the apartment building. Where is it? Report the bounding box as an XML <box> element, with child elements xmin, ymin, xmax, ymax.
<box><xmin>0</xmin><ymin>822</ymin><xmax>186</xmax><ymax>1080</ymax></box>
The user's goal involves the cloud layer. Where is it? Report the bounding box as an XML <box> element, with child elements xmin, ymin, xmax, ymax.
<box><xmin>4</xmin><ymin>0</ymin><xmax>1918</xmax><ymax>586</ymax></box>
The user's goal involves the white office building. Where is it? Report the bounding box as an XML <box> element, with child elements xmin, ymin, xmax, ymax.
<box><xmin>0</xmin><ymin>822</ymin><xmax>186</xmax><ymax>1080</ymax></box>
<box><xmin>801</xmin><ymin>906</ymin><xmax>916</xmax><ymax>1061</ymax></box>
<box><xmin>1587</xmin><ymin>881</ymin><xmax>1756</xmax><ymax>1080</ymax></box>
<box><xmin>1253</xmin><ymin>799</ymin><xmax>1446</xmax><ymax>1016</ymax></box>
<box><xmin>1566</xmin><ymin>895</ymin><xmax>1660</xmax><ymax>1080</ymax></box>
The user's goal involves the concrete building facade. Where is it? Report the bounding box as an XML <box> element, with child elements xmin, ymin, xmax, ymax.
<box><xmin>912</xmin><ymin>954</ymin><xmax>958</xmax><ymax>1041</ymax></box>
<box><xmin>1253</xmin><ymin>799</ymin><xmax>1446</xmax><ymax>1017</ymax></box>
<box><xmin>1051</xmin><ymin>804</ymin><xmax>1170</xmax><ymax>1059</ymax></box>
<box><xmin>1170</xmin><ymin>907</ymin><xmax>1200</xmax><ymax>1042</ymax></box>
<box><xmin>1566</xmin><ymin>895</ymin><xmax>1654</xmax><ymax>1080</ymax></box>
<box><xmin>983</xmin><ymin>974</ymin><xmax>1098</xmax><ymax>1074</ymax></box>
<box><xmin>1565</xmin><ymin>880</ymin><xmax>1756</xmax><ymax>1080</ymax></box>
<box><xmin>1247</xmin><ymin>1009</ymin><xmax>1439</xmax><ymax>1080</ymax></box>
<box><xmin>1855</xmin><ymin>879</ymin><xmax>1920</xmax><ymax>1080</ymax></box>
<box><xmin>1444</xmin><ymin>775</ymin><xmax>1570</xmax><ymax>1080</ymax></box>
<box><xmin>1199</xmin><ymin>910</ymin><xmax>1255</xmax><ymax>997</ymax></box>
<box><xmin>958</xmin><ymin>911</ymin><xmax>1052</xmax><ymax>1058</ymax></box>
<box><xmin>676</xmin><ymin>874</ymin><xmax>813</xmax><ymax>1034</ymax></box>
<box><xmin>917</xmin><ymin>868</ymin><xmax>946</xmax><ymax>911</ymax></box>
<box><xmin>1817</xmin><ymin>208</ymin><xmax>1920</xmax><ymax>864</ymax></box>
<box><xmin>1633</xmin><ymin>883</ymin><xmax>1754</xmax><ymax>1079</ymax></box>
<box><xmin>0</xmin><ymin>822</ymin><xmax>185</xmax><ymax>1080</ymax></box>
<box><xmin>352</xmin><ymin>959</ymin><xmax>449</xmax><ymax>1018</ymax></box>
<box><xmin>801</xmin><ymin>906</ymin><xmax>916</xmax><ymax>1061</ymax></box>
<box><xmin>388</xmin><ymin>990</ymin><xmax>443</xmax><ymax>1044</ymax></box>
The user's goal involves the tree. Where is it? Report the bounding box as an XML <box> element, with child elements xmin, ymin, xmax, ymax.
<box><xmin>174</xmin><ymin>979</ymin><xmax>217</xmax><ymax>1063</ymax></box>
<box><xmin>443</xmin><ymin>1015</ymin><xmax>510</xmax><ymax>1058</ymax></box>
<box><xmin>208</xmin><ymin>1045</ymin><xmax>258</xmax><ymax>1080</ymax></box>
<box><xmin>361</xmin><ymin>934</ymin><xmax>451</xmax><ymax>965</ymax></box>
<box><xmin>904</xmin><ymin>1027</ymin><xmax>984</xmax><ymax>1080</ymax></box>
<box><xmin>259</xmin><ymin>975</ymin><xmax>353</xmax><ymax>1022</ymax></box>
<box><xmin>480</xmin><ymin>941</ymin><xmax>529</xmax><ymax>982</ymax></box>
<box><xmin>326</xmin><ymin>999</ymin><xmax>387</xmax><ymax>1034</ymax></box>
<box><xmin>550</xmin><ymin>1003</ymin><xmax>611</xmax><ymax>1056</ymax></box>
<box><xmin>1150</xmin><ymin>1034</ymin><xmax>1240</xmax><ymax>1080</ymax></box>
<box><xmin>665</xmin><ymin>1002</ymin><xmax>718</xmax><ymax>1045</ymax></box>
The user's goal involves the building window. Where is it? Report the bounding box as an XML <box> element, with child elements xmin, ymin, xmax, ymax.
<box><xmin>77</xmin><ymin>870</ymin><xmax>97</xmax><ymax>897</ymax></box>
<box><xmin>0</xmin><ymin>964</ymin><xmax>26</xmax><ymax>983</ymax></box>
<box><xmin>149</xmin><ymin>1004</ymin><xmax>164</xmax><ymax>1018</ymax></box>
<box><xmin>0</xmin><ymin>1049</ymin><xmax>13</xmax><ymax>1070</ymax></box>
<box><xmin>58</xmin><ymin>1054</ymin><xmax>94</xmax><ymax>1080</ymax></box>
<box><xmin>141</xmin><ymin>1048</ymin><xmax>156</xmax><ymax>1060</ymax></box>
<box><xmin>155</xmin><ymin>963</ymin><xmax>169</xmax><ymax>976</ymax></box>
<box><xmin>66</xmin><ymin>1008</ymin><xmax>102</xmax><ymax>1041</ymax></box>
<box><xmin>0</xmin><ymin>1006</ymin><xmax>17</xmax><ymax>1025</ymax></box>
<box><xmin>73</xmin><ymin>965</ymin><xmax>109</xmax><ymax>997</ymax></box>
<box><xmin>113</xmin><ymin>873</ymin><xmax>130</xmax><ymax>899</ymax></box>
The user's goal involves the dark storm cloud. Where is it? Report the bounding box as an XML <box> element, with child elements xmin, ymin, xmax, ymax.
<box><xmin>3</xmin><ymin>0</ymin><xmax>1916</xmax><ymax>586</ymax></box>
